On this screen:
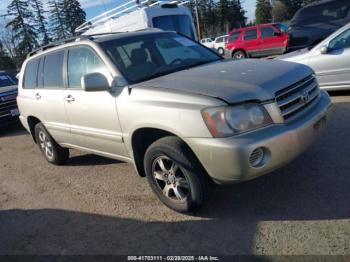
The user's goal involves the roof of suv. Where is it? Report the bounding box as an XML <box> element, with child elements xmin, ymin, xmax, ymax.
<box><xmin>27</xmin><ymin>29</ymin><xmax>168</xmax><ymax>59</ymax></box>
<box><xmin>229</xmin><ymin>23</ymin><xmax>280</xmax><ymax>35</ymax></box>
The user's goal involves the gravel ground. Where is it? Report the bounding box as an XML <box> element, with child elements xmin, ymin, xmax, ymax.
<box><xmin>0</xmin><ymin>92</ymin><xmax>349</xmax><ymax>257</ymax></box>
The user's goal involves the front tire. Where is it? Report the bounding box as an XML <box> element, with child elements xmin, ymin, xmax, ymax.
<box><xmin>232</xmin><ymin>50</ymin><xmax>246</xmax><ymax>60</ymax></box>
<box><xmin>144</xmin><ymin>136</ymin><xmax>212</xmax><ymax>213</ymax></box>
<box><xmin>34</xmin><ymin>123</ymin><xmax>69</xmax><ymax>165</ymax></box>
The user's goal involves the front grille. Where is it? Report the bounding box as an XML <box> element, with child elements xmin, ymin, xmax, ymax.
<box><xmin>276</xmin><ymin>75</ymin><xmax>320</xmax><ymax>121</ymax></box>
<box><xmin>0</xmin><ymin>95</ymin><xmax>18</xmax><ymax>118</ymax></box>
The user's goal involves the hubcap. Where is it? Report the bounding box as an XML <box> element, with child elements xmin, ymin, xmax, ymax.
<box><xmin>38</xmin><ymin>131</ymin><xmax>54</xmax><ymax>159</ymax></box>
<box><xmin>234</xmin><ymin>52</ymin><xmax>245</xmax><ymax>59</ymax></box>
<box><xmin>152</xmin><ymin>156</ymin><xmax>190</xmax><ymax>202</ymax></box>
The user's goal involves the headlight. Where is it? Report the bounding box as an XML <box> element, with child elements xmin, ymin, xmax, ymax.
<box><xmin>202</xmin><ymin>103</ymin><xmax>272</xmax><ymax>137</ymax></box>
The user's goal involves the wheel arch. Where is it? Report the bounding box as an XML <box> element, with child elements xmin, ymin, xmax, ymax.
<box><xmin>27</xmin><ymin>116</ymin><xmax>41</xmax><ymax>143</ymax></box>
<box><xmin>131</xmin><ymin>127</ymin><xmax>196</xmax><ymax>178</ymax></box>
<box><xmin>232</xmin><ymin>49</ymin><xmax>247</xmax><ymax>58</ymax></box>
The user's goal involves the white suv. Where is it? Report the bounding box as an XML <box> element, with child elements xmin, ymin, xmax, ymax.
<box><xmin>213</xmin><ymin>35</ymin><xmax>228</xmax><ymax>55</ymax></box>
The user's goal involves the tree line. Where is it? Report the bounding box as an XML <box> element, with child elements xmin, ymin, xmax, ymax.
<box><xmin>188</xmin><ymin>0</ymin><xmax>246</xmax><ymax>38</ymax></box>
<box><xmin>0</xmin><ymin>0</ymin><xmax>86</xmax><ymax>70</ymax></box>
<box><xmin>0</xmin><ymin>0</ymin><xmax>322</xmax><ymax>71</ymax></box>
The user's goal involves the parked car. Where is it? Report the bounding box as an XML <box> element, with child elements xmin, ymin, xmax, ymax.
<box><xmin>279</xmin><ymin>22</ymin><xmax>350</xmax><ymax>90</ymax></box>
<box><xmin>17</xmin><ymin>30</ymin><xmax>332</xmax><ymax>213</ymax></box>
<box><xmin>213</xmin><ymin>35</ymin><xmax>228</xmax><ymax>55</ymax></box>
<box><xmin>226</xmin><ymin>24</ymin><xmax>288</xmax><ymax>59</ymax></box>
<box><xmin>200</xmin><ymin>37</ymin><xmax>214</xmax><ymax>48</ymax></box>
<box><xmin>287</xmin><ymin>0</ymin><xmax>350</xmax><ymax>52</ymax></box>
<box><xmin>0</xmin><ymin>71</ymin><xmax>19</xmax><ymax>127</ymax></box>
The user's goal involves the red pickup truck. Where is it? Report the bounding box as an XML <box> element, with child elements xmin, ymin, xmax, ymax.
<box><xmin>226</xmin><ymin>24</ymin><xmax>289</xmax><ymax>59</ymax></box>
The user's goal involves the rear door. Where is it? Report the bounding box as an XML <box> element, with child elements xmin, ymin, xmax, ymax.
<box><xmin>243</xmin><ymin>29</ymin><xmax>261</xmax><ymax>57</ymax></box>
<box><xmin>63</xmin><ymin>46</ymin><xmax>127</xmax><ymax>157</ymax></box>
<box><xmin>260</xmin><ymin>25</ymin><xmax>285</xmax><ymax>56</ymax></box>
<box><xmin>308</xmin><ymin>28</ymin><xmax>350</xmax><ymax>89</ymax></box>
<box><xmin>31</xmin><ymin>50</ymin><xmax>73</xmax><ymax>144</ymax></box>
<box><xmin>18</xmin><ymin>59</ymin><xmax>38</xmax><ymax>126</ymax></box>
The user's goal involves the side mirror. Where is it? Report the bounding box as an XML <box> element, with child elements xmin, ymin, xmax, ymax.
<box><xmin>320</xmin><ymin>45</ymin><xmax>328</xmax><ymax>54</ymax></box>
<box><xmin>81</xmin><ymin>72</ymin><xmax>110</xmax><ymax>92</ymax></box>
<box><xmin>274</xmin><ymin>32</ymin><xmax>282</xmax><ymax>37</ymax></box>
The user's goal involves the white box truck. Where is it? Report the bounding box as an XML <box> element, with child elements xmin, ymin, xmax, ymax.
<box><xmin>76</xmin><ymin>0</ymin><xmax>197</xmax><ymax>40</ymax></box>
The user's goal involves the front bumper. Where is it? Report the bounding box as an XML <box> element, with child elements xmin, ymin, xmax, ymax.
<box><xmin>185</xmin><ymin>91</ymin><xmax>332</xmax><ymax>184</ymax></box>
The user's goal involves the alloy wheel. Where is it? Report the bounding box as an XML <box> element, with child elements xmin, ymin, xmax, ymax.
<box><xmin>38</xmin><ymin>131</ymin><xmax>54</xmax><ymax>160</ymax></box>
<box><xmin>152</xmin><ymin>156</ymin><xmax>190</xmax><ymax>202</ymax></box>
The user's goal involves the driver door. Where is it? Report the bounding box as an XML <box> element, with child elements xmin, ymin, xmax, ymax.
<box><xmin>63</xmin><ymin>46</ymin><xmax>127</xmax><ymax>157</ymax></box>
<box><xmin>308</xmin><ymin>28</ymin><xmax>350</xmax><ymax>89</ymax></box>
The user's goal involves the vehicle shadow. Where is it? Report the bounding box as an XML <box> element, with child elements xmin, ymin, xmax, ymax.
<box><xmin>66</xmin><ymin>154</ymin><xmax>122</xmax><ymax>166</ymax></box>
<box><xmin>0</xmin><ymin>208</ymin><xmax>256</xmax><ymax>255</ymax></box>
<box><xmin>0</xmin><ymin>121</ymin><xmax>27</xmax><ymax>137</ymax></box>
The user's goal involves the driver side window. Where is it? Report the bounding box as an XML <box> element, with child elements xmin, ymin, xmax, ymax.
<box><xmin>328</xmin><ymin>29</ymin><xmax>350</xmax><ymax>52</ymax></box>
<box><xmin>67</xmin><ymin>47</ymin><xmax>108</xmax><ymax>88</ymax></box>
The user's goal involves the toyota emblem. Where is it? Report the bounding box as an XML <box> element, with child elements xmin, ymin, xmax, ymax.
<box><xmin>300</xmin><ymin>90</ymin><xmax>309</xmax><ymax>104</ymax></box>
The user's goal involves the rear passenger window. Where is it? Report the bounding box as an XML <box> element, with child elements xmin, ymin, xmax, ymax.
<box><xmin>261</xmin><ymin>27</ymin><xmax>276</xmax><ymax>38</ymax></box>
<box><xmin>23</xmin><ymin>59</ymin><xmax>39</xmax><ymax>89</ymax></box>
<box><xmin>43</xmin><ymin>51</ymin><xmax>64</xmax><ymax>88</ymax></box>
<box><xmin>67</xmin><ymin>47</ymin><xmax>108</xmax><ymax>88</ymax></box>
<box><xmin>244</xmin><ymin>29</ymin><xmax>257</xmax><ymax>40</ymax></box>
<box><xmin>229</xmin><ymin>32</ymin><xmax>241</xmax><ymax>42</ymax></box>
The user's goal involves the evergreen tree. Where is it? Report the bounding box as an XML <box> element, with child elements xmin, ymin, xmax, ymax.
<box><xmin>48</xmin><ymin>0</ymin><xmax>66</xmax><ymax>40</ymax></box>
<box><xmin>272</xmin><ymin>0</ymin><xmax>289</xmax><ymax>22</ymax></box>
<box><xmin>6</xmin><ymin>0</ymin><xmax>38</xmax><ymax>61</ymax></box>
<box><xmin>255</xmin><ymin>0</ymin><xmax>272</xmax><ymax>24</ymax></box>
<box><xmin>31</xmin><ymin>0</ymin><xmax>50</xmax><ymax>45</ymax></box>
<box><xmin>227</xmin><ymin>0</ymin><xmax>246</xmax><ymax>29</ymax></box>
<box><xmin>62</xmin><ymin>0</ymin><xmax>86</xmax><ymax>36</ymax></box>
<box><xmin>276</xmin><ymin>0</ymin><xmax>302</xmax><ymax>20</ymax></box>
<box><xmin>0</xmin><ymin>42</ymin><xmax>16</xmax><ymax>71</ymax></box>
<box><xmin>191</xmin><ymin>0</ymin><xmax>246</xmax><ymax>37</ymax></box>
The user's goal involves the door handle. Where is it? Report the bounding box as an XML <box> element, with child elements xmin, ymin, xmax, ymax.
<box><xmin>35</xmin><ymin>93</ymin><xmax>41</xmax><ymax>100</ymax></box>
<box><xmin>64</xmin><ymin>95</ymin><xmax>75</xmax><ymax>103</ymax></box>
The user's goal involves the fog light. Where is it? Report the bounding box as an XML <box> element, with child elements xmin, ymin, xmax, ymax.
<box><xmin>249</xmin><ymin>147</ymin><xmax>267</xmax><ymax>168</ymax></box>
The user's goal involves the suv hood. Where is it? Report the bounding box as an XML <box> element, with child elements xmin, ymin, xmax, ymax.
<box><xmin>138</xmin><ymin>59</ymin><xmax>312</xmax><ymax>104</ymax></box>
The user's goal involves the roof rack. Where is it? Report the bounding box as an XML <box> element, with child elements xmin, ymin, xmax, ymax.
<box><xmin>26</xmin><ymin>29</ymin><xmax>162</xmax><ymax>59</ymax></box>
<box><xmin>75</xmin><ymin>0</ymin><xmax>189</xmax><ymax>33</ymax></box>
<box><xmin>27</xmin><ymin>35</ymin><xmax>93</xmax><ymax>58</ymax></box>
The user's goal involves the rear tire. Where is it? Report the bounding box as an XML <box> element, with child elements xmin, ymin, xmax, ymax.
<box><xmin>34</xmin><ymin>123</ymin><xmax>69</xmax><ymax>165</ymax></box>
<box><xmin>144</xmin><ymin>136</ymin><xmax>212</xmax><ymax>213</ymax></box>
<box><xmin>217</xmin><ymin>47</ymin><xmax>225</xmax><ymax>56</ymax></box>
<box><xmin>232</xmin><ymin>50</ymin><xmax>246</xmax><ymax>60</ymax></box>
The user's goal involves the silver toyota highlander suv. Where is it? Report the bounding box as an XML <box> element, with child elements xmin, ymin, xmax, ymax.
<box><xmin>17</xmin><ymin>31</ymin><xmax>332</xmax><ymax>213</ymax></box>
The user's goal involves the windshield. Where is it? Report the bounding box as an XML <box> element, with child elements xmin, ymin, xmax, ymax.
<box><xmin>100</xmin><ymin>33</ymin><xmax>221</xmax><ymax>84</ymax></box>
<box><xmin>291</xmin><ymin>0</ymin><xmax>350</xmax><ymax>26</ymax></box>
<box><xmin>0</xmin><ymin>73</ymin><xmax>16</xmax><ymax>88</ymax></box>
<box><xmin>152</xmin><ymin>15</ymin><xmax>195</xmax><ymax>39</ymax></box>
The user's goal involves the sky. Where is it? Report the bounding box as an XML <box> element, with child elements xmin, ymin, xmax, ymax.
<box><xmin>0</xmin><ymin>0</ymin><xmax>256</xmax><ymax>24</ymax></box>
